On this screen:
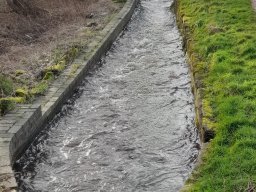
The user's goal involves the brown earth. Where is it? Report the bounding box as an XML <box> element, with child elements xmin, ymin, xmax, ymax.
<box><xmin>0</xmin><ymin>0</ymin><xmax>121</xmax><ymax>86</ymax></box>
<box><xmin>253</xmin><ymin>0</ymin><xmax>256</xmax><ymax>10</ymax></box>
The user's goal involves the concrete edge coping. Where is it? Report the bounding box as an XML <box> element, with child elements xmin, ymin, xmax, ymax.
<box><xmin>253</xmin><ymin>0</ymin><xmax>256</xmax><ymax>10</ymax></box>
<box><xmin>0</xmin><ymin>0</ymin><xmax>139</xmax><ymax>190</ymax></box>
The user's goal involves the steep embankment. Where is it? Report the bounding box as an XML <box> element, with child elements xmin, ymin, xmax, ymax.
<box><xmin>175</xmin><ymin>0</ymin><xmax>256</xmax><ymax>191</ymax></box>
<box><xmin>0</xmin><ymin>0</ymin><xmax>123</xmax><ymax>115</ymax></box>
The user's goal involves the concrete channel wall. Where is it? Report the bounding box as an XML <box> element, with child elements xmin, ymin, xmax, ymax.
<box><xmin>0</xmin><ymin>0</ymin><xmax>138</xmax><ymax>190</ymax></box>
<box><xmin>172</xmin><ymin>1</ymin><xmax>216</xmax><ymax>191</ymax></box>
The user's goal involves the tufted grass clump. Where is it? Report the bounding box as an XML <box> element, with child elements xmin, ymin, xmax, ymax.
<box><xmin>0</xmin><ymin>97</ymin><xmax>25</xmax><ymax>115</ymax></box>
<box><xmin>0</xmin><ymin>74</ymin><xmax>14</xmax><ymax>115</ymax></box>
<box><xmin>41</xmin><ymin>46</ymin><xmax>80</xmax><ymax>77</ymax></box>
<box><xmin>0</xmin><ymin>45</ymin><xmax>82</xmax><ymax>115</ymax></box>
<box><xmin>32</xmin><ymin>46</ymin><xmax>81</xmax><ymax>94</ymax></box>
<box><xmin>0</xmin><ymin>98</ymin><xmax>14</xmax><ymax>115</ymax></box>
<box><xmin>0</xmin><ymin>74</ymin><xmax>14</xmax><ymax>97</ymax></box>
<box><xmin>15</xmin><ymin>70</ymin><xmax>26</xmax><ymax>77</ymax></box>
<box><xmin>176</xmin><ymin>0</ymin><xmax>256</xmax><ymax>191</ymax></box>
<box><xmin>112</xmin><ymin>0</ymin><xmax>126</xmax><ymax>3</ymax></box>
<box><xmin>31</xmin><ymin>81</ymin><xmax>49</xmax><ymax>96</ymax></box>
<box><xmin>69</xmin><ymin>63</ymin><xmax>81</xmax><ymax>77</ymax></box>
<box><xmin>15</xmin><ymin>88</ymin><xmax>32</xmax><ymax>101</ymax></box>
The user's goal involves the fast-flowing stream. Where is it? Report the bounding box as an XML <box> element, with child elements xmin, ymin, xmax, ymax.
<box><xmin>15</xmin><ymin>0</ymin><xmax>200</xmax><ymax>191</ymax></box>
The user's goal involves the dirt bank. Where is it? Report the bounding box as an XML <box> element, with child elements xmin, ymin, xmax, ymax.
<box><xmin>0</xmin><ymin>0</ymin><xmax>121</xmax><ymax>88</ymax></box>
<box><xmin>0</xmin><ymin>0</ymin><xmax>123</xmax><ymax>114</ymax></box>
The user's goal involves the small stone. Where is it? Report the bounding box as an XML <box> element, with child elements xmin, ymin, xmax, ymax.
<box><xmin>86</xmin><ymin>13</ymin><xmax>94</xmax><ymax>19</ymax></box>
<box><xmin>87</xmin><ymin>22</ymin><xmax>98</xmax><ymax>27</ymax></box>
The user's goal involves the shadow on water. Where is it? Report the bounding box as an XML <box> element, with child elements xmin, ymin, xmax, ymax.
<box><xmin>15</xmin><ymin>0</ymin><xmax>200</xmax><ymax>191</ymax></box>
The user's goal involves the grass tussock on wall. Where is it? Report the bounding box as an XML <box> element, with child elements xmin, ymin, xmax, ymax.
<box><xmin>176</xmin><ymin>0</ymin><xmax>256</xmax><ymax>191</ymax></box>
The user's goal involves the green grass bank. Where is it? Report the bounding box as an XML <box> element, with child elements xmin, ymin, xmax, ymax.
<box><xmin>175</xmin><ymin>0</ymin><xmax>256</xmax><ymax>191</ymax></box>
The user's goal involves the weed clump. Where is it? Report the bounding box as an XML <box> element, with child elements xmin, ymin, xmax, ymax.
<box><xmin>112</xmin><ymin>0</ymin><xmax>126</xmax><ymax>3</ymax></box>
<box><xmin>0</xmin><ymin>74</ymin><xmax>15</xmax><ymax>114</ymax></box>
<box><xmin>0</xmin><ymin>98</ymin><xmax>14</xmax><ymax>115</ymax></box>
<box><xmin>43</xmin><ymin>71</ymin><xmax>54</xmax><ymax>80</ymax></box>
<box><xmin>0</xmin><ymin>97</ymin><xmax>25</xmax><ymax>115</ymax></box>
<box><xmin>0</xmin><ymin>74</ymin><xmax>13</xmax><ymax>97</ymax></box>
<box><xmin>15</xmin><ymin>88</ymin><xmax>32</xmax><ymax>101</ymax></box>
<box><xmin>31</xmin><ymin>81</ymin><xmax>48</xmax><ymax>96</ymax></box>
<box><xmin>15</xmin><ymin>70</ymin><xmax>26</xmax><ymax>76</ymax></box>
<box><xmin>41</xmin><ymin>46</ymin><xmax>80</xmax><ymax>78</ymax></box>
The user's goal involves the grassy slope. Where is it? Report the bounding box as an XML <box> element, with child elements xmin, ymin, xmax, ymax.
<box><xmin>177</xmin><ymin>0</ymin><xmax>256</xmax><ymax>191</ymax></box>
